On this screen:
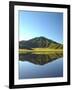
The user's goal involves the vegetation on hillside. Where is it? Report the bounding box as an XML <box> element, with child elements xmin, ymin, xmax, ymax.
<box><xmin>19</xmin><ymin>36</ymin><xmax>63</xmax><ymax>50</ymax></box>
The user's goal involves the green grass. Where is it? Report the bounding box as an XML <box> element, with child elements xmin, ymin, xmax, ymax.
<box><xmin>19</xmin><ymin>48</ymin><xmax>63</xmax><ymax>54</ymax></box>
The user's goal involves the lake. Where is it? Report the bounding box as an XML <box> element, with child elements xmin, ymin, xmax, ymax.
<box><xmin>19</xmin><ymin>52</ymin><xmax>63</xmax><ymax>79</ymax></box>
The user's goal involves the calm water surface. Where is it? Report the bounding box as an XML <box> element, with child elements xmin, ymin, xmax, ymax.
<box><xmin>19</xmin><ymin>52</ymin><xmax>63</xmax><ymax>79</ymax></box>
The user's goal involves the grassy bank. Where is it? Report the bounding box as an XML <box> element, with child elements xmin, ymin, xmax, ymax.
<box><xmin>19</xmin><ymin>48</ymin><xmax>63</xmax><ymax>54</ymax></box>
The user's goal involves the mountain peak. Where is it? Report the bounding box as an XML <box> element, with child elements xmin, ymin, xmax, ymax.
<box><xmin>19</xmin><ymin>36</ymin><xmax>63</xmax><ymax>49</ymax></box>
<box><xmin>35</xmin><ymin>36</ymin><xmax>47</xmax><ymax>39</ymax></box>
<box><xmin>38</xmin><ymin>36</ymin><xmax>46</xmax><ymax>39</ymax></box>
<box><xmin>29</xmin><ymin>36</ymin><xmax>48</xmax><ymax>41</ymax></box>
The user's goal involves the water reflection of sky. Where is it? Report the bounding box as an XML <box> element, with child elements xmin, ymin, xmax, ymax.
<box><xmin>19</xmin><ymin>58</ymin><xmax>63</xmax><ymax>79</ymax></box>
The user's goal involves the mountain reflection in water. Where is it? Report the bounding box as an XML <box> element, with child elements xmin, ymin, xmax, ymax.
<box><xmin>19</xmin><ymin>52</ymin><xmax>63</xmax><ymax>65</ymax></box>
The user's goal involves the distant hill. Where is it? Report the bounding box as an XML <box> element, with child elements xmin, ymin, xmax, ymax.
<box><xmin>19</xmin><ymin>36</ymin><xmax>63</xmax><ymax>49</ymax></box>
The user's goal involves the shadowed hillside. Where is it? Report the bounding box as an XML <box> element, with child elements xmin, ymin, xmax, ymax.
<box><xmin>19</xmin><ymin>36</ymin><xmax>63</xmax><ymax>49</ymax></box>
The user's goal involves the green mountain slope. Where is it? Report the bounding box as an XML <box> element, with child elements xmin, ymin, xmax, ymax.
<box><xmin>19</xmin><ymin>36</ymin><xmax>63</xmax><ymax>49</ymax></box>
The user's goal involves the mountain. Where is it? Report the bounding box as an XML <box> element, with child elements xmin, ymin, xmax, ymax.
<box><xmin>19</xmin><ymin>36</ymin><xmax>63</xmax><ymax>49</ymax></box>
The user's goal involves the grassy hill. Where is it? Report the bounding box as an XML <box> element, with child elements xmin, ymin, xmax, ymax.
<box><xmin>19</xmin><ymin>36</ymin><xmax>63</xmax><ymax>50</ymax></box>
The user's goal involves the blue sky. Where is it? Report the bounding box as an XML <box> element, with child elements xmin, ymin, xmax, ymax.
<box><xmin>19</xmin><ymin>10</ymin><xmax>63</xmax><ymax>43</ymax></box>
